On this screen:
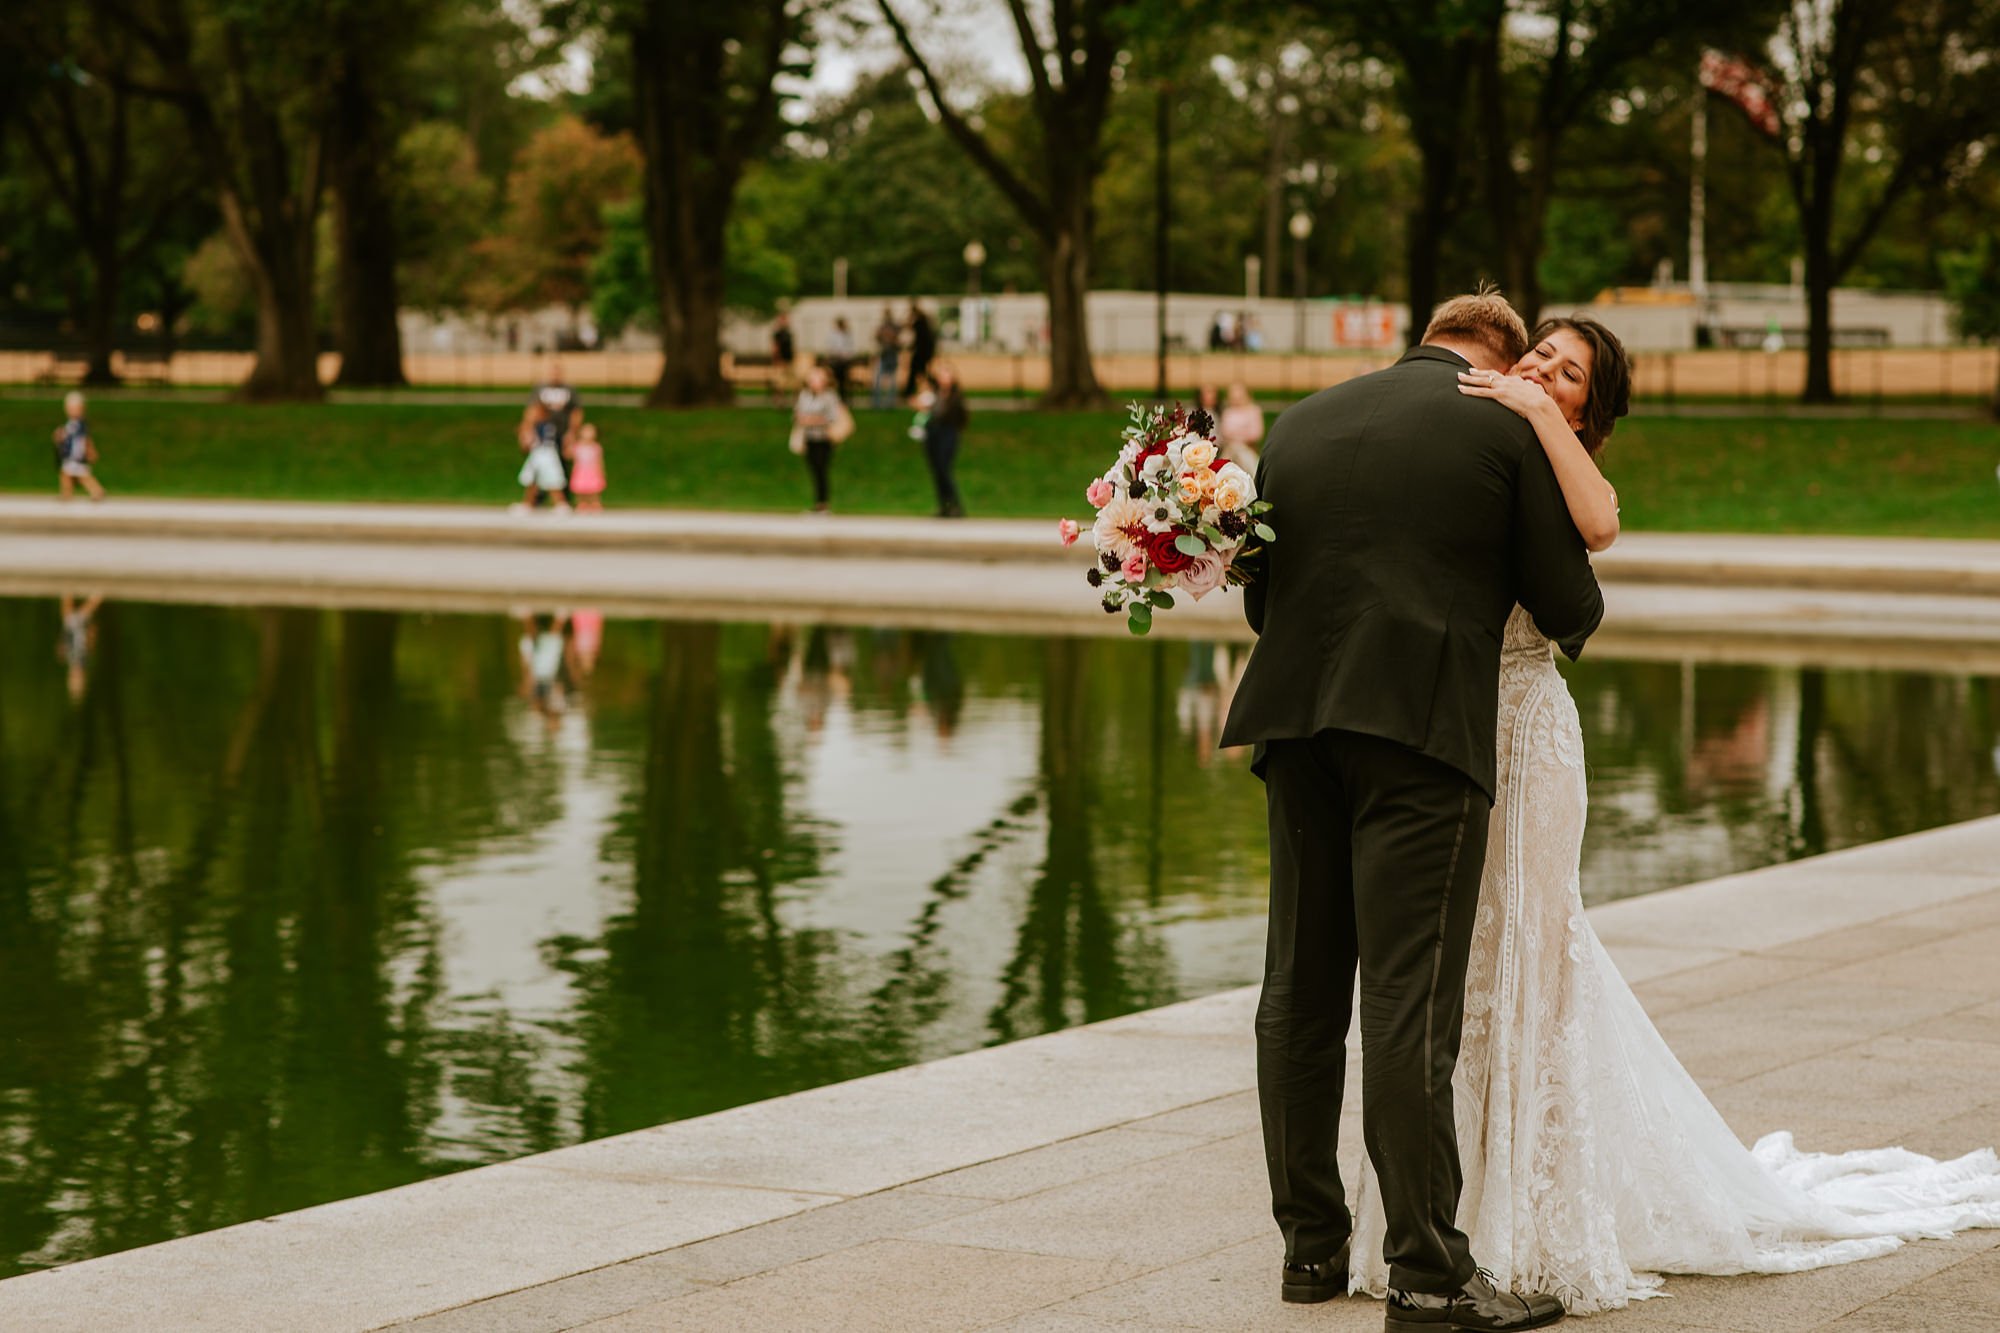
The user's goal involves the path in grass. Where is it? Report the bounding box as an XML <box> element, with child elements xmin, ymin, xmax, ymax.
<box><xmin>2</xmin><ymin>398</ymin><xmax>1994</xmax><ymax>537</ymax></box>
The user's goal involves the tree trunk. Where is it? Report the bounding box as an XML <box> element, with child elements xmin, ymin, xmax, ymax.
<box><xmin>651</xmin><ymin>246</ymin><xmax>731</xmax><ymax>407</ymax></box>
<box><xmin>1404</xmin><ymin>137</ymin><xmax>1457</xmax><ymax>347</ymax></box>
<box><xmin>241</xmin><ymin>229</ymin><xmax>324</xmax><ymax>401</ymax></box>
<box><xmin>1801</xmin><ymin>197</ymin><xmax>1836</xmax><ymax>403</ymax></box>
<box><xmin>84</xmin><ymin>239</ymin><xmax>122</xmax><ymax>386</ymax></box>
<box><xmin>1475</xmin><ymin>36</ymin><xmax>1528</xmax><ymax>317</ymax></box>
<box><xmin>1042</xmin><ymin>178</ymin><xmax>1104</xmax><ymax>409</ymax></box>
<box><xmin>632</xmin><ymin>15</ymin><xmax>735</xmax><ymax>409</ymax></box>
<box><xmin>639</xmin><ymin>162</ymin><xmax>732</xmax><ymax>407</ymax></box>
<box><xmin>329</xmin><ymin>59</ymin><xmax>407</xmax><ymax>388</ymax></box>
<box><xmin>1261</xmin><ymin>115</ymin><xmax>1288</xmax><ymax>299</ymax></box>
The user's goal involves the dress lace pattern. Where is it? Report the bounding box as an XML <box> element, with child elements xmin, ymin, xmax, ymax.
<box><xmin>1348</xmin><ymin>606</ymin><xmax>2000</xmax><ymax>1312</ymax></box>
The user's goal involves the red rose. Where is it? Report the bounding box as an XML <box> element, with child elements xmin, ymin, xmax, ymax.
<box><xmin>1146</xmin><ymin>529</ymin><xmax>1196</xmax><ymax>575</ymax></box>
<box><xmin>1209</xmin><ymin>457</ymin><xmax>1228</xmax><ymax>473</ymax></box>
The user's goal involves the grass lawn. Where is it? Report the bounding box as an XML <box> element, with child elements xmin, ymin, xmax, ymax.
<box><xmin>2</xmin><ymin>397</ymin><xmax>1996</xmax><ymax>537</ymax></box>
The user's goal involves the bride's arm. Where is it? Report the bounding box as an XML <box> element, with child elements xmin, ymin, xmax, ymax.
<box><xmin>1460</xmin><ymin>372</ymin><xmax>1620</xmax><ymax>552</ymax></box>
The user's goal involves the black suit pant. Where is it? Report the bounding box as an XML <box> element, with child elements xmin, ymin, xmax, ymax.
<box><xmin>1256</xmin><ymin>729</ymin><xmax>1488</xmax><ymax>1295</ymax></box>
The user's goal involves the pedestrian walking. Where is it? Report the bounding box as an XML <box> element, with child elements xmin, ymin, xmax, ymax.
<box><xmin>825</xmin><ymin>317</ymin><xmax>856</xmax><ymax>402</ymax></box>
<box><xmin>791</xmin><ymin>366</ymin><xmax>851</xmax><ymax>514</ymax></box>
<box><xmin>872</xmin><ymin>306</ymin><xmax>902</xmax><ymax>409</ymax></box>
<box><xmin>51</xmin><ymin>391</ymin><xmax>106</xmax><ymax>501</ymax></box>
<box><xmin>921</xmin><ymin>361</ymin><xmax>968</xmax><ymax>518</ymax></box>
<box><xmin>568</xmin><ymin>422</ymin><xmax>607</xmax><ymax>511</ymax></box>
<box><xmin>903</xmin><ymin>302</ymin><xmax>935</xmax><ymax>397</ymax></box>
<box><xmin>770</xmin><ymin>311</ymin><xmax>796</xmax><ymax>401</ymax></box>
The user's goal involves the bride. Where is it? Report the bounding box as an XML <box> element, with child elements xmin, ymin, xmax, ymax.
<box><xmin>1347</xmin><ymin>317</ymin><xmax>2000</xmax><ymax>1313</ymax></box>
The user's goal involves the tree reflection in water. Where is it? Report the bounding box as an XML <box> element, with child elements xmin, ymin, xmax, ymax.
<box><xmin>3</xmin><ymin>596</ymin><xmax>1998</xmax><ymax>1278</ymax></box>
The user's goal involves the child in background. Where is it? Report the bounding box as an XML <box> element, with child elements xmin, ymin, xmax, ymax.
<box><xmin>568</xmin><ymin>422</ymin><xmax>606</xmax><ymax>511</ymax></box>
<box><xmin>52</xmin><ymin>391</ymin><xmax>106</xmax><ymax>501</ymax></box>
<box><xmin>511</xmin><ymin>402</ymin><xmax>569</xmax><ymax>514</ymax></box>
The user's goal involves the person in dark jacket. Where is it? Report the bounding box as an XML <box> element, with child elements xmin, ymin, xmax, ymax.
<box><xmin>1218</xmin><ymin>289</ymin><xmax>1601</xmax><ymax>1329</ymax></box>
<box><xmin>921</xmin><ymin>361</ymin><xmax>968</xmax><ymax>517</ymax></box>
<box><xmin>903</xmin><ymin>302</ymin><xmax>936</xmax><ymax>397</ymax></box>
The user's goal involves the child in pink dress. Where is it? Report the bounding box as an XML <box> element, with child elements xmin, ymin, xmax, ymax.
<box><xmin>568</xmin><ymin>423</ymin><xmax>607</xmax><ymax>510</ymax></box>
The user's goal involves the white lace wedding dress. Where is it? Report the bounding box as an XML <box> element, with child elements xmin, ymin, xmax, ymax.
<box><xmin>1349</xmin><ymin>606</ymin><xmax>2000</xmax><ymax>1313</ymax></box>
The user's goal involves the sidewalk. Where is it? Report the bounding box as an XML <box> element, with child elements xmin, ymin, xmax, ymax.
<box><xmin>4</xmin><ymin>816</ymin><xmax>1998</xmax><ymax>1332</ymax></box>
<box><xmin>5</xmin><ymin>498</ymin><xmax>2000</xmax><ymax>669</ymax></box>
<box><xmin>4</xmin><ymin>495</ymin><xmax>2000</xmax><ymax>592</ymax></box>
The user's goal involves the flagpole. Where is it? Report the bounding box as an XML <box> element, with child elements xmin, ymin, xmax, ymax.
<box><xmin>1690</xmin><ymin>73</ymin><xmax>1708</xmax><ymax>301</ymax></box>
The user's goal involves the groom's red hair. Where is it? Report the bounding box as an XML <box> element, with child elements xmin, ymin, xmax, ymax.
<box><xmin>1421</xmin><ymin>286</ymin><xmax>1529</xmax><ymax>369</ymax></box>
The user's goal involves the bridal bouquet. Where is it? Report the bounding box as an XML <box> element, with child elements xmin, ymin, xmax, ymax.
<box><xmin>1057</xmin><ymin>403</ymin><xmax>1274</xmax><ymax>636</ymax></box>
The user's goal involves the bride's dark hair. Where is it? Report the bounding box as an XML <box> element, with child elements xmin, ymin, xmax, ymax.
<box><xmin>1530</xmin><ymin>316</ymin><xmax>1630</xmax><ymax>456</ymax></box>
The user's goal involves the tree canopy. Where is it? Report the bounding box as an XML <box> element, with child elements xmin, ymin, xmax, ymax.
<box><xmin>1</xmin><ymin>0</ymin><xmax>1994</xmax><ymax>403</ymax></box>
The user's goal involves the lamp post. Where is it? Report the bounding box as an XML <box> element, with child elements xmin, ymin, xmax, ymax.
<box><xmin>1288</xmin><ymin>209</ymin><xmax>1314</xmax><ymax>352</ymax></box>
<box><xmin>962</xmin><ymin>240</ymin><xmax>987</xmax><ymax>348</ymax></box>
<box><xmin>963</xmin><ymin>240</ymin><xmax>986</xmax><ymax>298</ymax></box>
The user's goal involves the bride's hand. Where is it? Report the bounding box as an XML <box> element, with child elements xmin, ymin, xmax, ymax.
<box><xmin>1458</xmin><ymin>369</ymin><xmax>1554</xmax><ymax>420</ymax></box>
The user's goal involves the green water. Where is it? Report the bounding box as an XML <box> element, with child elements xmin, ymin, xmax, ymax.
<box><xmin>2</xmin><ymin>596</ymin><xmax>1997</xmax><ymax>1277</ymax></box>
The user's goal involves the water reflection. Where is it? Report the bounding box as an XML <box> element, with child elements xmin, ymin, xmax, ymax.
<box><xmin>1</xmin><ymin>597</ymin><xmax>1997</xmax><ymax>1276</ymax></box>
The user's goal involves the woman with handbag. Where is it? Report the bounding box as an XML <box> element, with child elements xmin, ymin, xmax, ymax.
<box><xmin>921</xmin><ymin>361</ymin><xmax>968</xmax><ymax>518</ymax></box>
<box><xmin>791</xmin><ymin>366</ymin><xmax>851</xmax><ymax>513</ymax></box>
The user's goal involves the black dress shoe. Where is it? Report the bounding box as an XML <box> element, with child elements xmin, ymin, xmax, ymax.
<box><xmin>1385</xmin><ymin>1269</ymin><xmax>1564</xmax><ymax>1331</ymax></box>
<box><xmin>1280</xmin><ymin>1243</ymin><xmax>1350</xmax><ymax>1304</ymax></box>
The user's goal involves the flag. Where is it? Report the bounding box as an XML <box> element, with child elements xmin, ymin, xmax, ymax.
<box><xmin>1700</xmin><ymin>50</ymin><xmax>1782</xmax><ymax>139</ymax></box>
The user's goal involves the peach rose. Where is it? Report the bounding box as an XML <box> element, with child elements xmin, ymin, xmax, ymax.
<box><xmin>1213</xmin><ymin>475</ymin><xmax>1249</xmax><ymax>512</ymax></box>
<box><xmin>1181</xmin><ymin>439</ymin><xmax>1217</xmax><ymax>471</ymax></box>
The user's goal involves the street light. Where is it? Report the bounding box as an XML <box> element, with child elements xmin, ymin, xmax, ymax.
<box><xmin>1288</xmin><ymin>209</ymin><xmax>1314</xmax><ymax>351</ymax></box>
<box><xmin>963</xmin><ymin>240</ymin><xmax>987</xmax><ymax>297</ymax></box>
<box><xmin>962</xmin><ymin>240</ymin><xmax>987</xmax><ymax>348</ymax></box>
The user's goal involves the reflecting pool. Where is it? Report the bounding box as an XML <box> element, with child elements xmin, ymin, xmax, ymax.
<box><xmin>3</xmin><ymin>596</ymin><xmax>1997</xmax><ymax>1276</ymax></box>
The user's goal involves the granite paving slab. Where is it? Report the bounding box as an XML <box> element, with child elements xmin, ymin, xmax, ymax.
<box><xmin>5</xmin><ymin>818</ymin><xmax>1999</xmax><ymax>1332</ymax></box>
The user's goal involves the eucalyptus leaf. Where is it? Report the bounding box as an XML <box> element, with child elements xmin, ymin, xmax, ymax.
<box><xmin>1147</xmin><ymin>590</ymin><xmax>1174</xmax><ymax>608</ymax></box>
<box><xmin>1173</xmin><ymin>533</ymin><xmax>1206</xmax><ymax>557</ymax></box>
<box><xmin>1254</xmin><ymin>523</ymin><xmax>1276</xmax><ymax>542</ymax></box>
<box><xmin>1127</xmin><ymin>603</ymin><xmax>1154</xmax><ymax>636</ymax></box>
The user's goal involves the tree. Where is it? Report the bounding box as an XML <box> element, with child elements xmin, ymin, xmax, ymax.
<box><xmin>1716</xmin><ymin>0</ymin><xmax>2000</xmax><ymax>401</ymax></box>
<box><xmin>8</xmin><ymin>9</ymin><xmax>201</xmax><ymax>382</ymax></box>
<box><xmin>618</xmin><ymin>0</ymin><xmax>809</xmax><ymax>407</ymax></box>
<box><xmin>326</xmin><ymin>0</ymin><xmax>417</xmax><ymax>387</ymax></box>
<box><xmin>879</xmin><ymin>0</ymin><xmax>1139</xmax><ymax>408</ymax></box>
<box><xmin>731</xmin><ymin>70</ymin><xmax>1041</xmax><ymax>302</ymax></box>
<box><xmin>1941</xmin><ymin>234</ymin><xmax>2000</xmax><ymax>416</ymax></box>
<box><xmin>589</xmin><ymin>195</ymin><xmax>797</xmax><ymax>339</ymax></box>
<box><xmin>1295</xmin><ymin>0</ymin><xmax>1504</xmax><ymax>344</ymax></box>
<box><xmin>392</xmin><ymin>121</ymin><xmax>498</xmax><ymax>315</ymax></box>
<box><xmin>473</xmin><ymin>116</ymin><xmax>640</xmax><ymax>330</ymax></box>
<box><xmin>1473</xmin><ymin>0</ymin><xmax>1749</xmax><ymax>327</ymax></box>
<box><xmin>326</xmin><ymin>0</ymin><xmax>554</xmax><ymax>385</ymax></box>
<box><xmin>105</xmin><ymin>0</ymin><xmax>340</xmax><ymax>400</ymax></box>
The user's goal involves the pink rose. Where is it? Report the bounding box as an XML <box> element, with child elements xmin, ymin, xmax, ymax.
<box><xmin>1121</xmin><ymin>551</ymin><xmax>1147</xmax><ymax>583</ymax></box>
<box><xmin>1180</xmin><ymin>550</ymin><xmax>1227</xmax><ymax>600</ymax></box>
<box><xmin>1086</xmin><ymin>479</ymin><xmax>1115</xmax><ymax>508</ymax></box>
<box><xmin>1058</xmin><ymin>518</ymin><xmax>1080</xmax><ymax>547</ymax></box>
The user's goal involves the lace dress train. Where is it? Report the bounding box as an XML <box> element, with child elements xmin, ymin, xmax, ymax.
<box><xmin>1348</xmin><ymin>607</ymin><xmax>2000</xmax><ymax>1313</ymax></box>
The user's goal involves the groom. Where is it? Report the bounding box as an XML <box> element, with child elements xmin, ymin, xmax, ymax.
<box><xmin>1220</xmin><ymin>290</ymin><xmax>1602</xmax><ymax>1330</ymax></box>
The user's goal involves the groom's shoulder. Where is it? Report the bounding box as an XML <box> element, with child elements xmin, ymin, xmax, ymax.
<box><xmin>1267</xmin><ymin>367</ymin><xmax>1392</xmax><ymax>442</ymax></box>
<box><xmin>1268</xmin><ymin>355</ymin><xmax>1529</xmax><ymax>453</ymax></box>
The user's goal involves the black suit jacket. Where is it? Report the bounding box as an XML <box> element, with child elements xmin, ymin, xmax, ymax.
<box><xmin>1218</xmin><ymin>346</ymin><xmax>1604</xmax><ymax>799</ymax></box>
